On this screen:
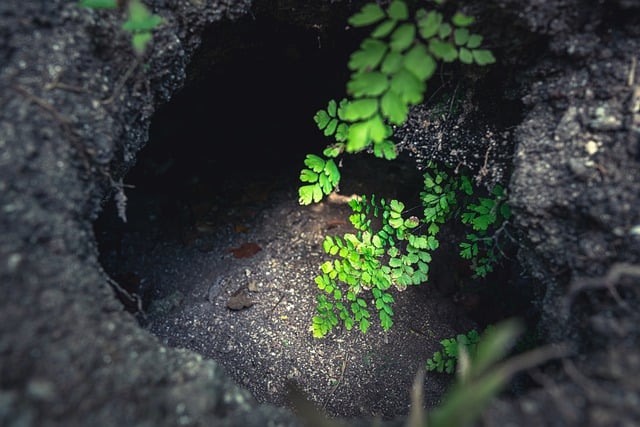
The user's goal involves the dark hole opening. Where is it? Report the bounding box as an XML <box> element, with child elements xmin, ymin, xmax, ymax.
<box><xmin>93</xmin><ymin>8</ymin><xmax>541</xmax><ymax>420</ymax></box>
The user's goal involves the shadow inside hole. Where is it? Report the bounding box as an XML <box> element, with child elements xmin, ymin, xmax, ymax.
<box><xmin>92</xmin><ymin>6</ymin><xmax>544</xmax><ymax>417</ymax></box>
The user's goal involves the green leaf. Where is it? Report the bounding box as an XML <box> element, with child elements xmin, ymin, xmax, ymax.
<box><xmin>403</xmin><ymin>44</ymin><xmax>436</xmax><ymax>81</ymax></box>
<box><xmin>460</xmin><ymin>175</ymin><xmax>473</xmax><ymax>195</ymax></box>
<box><xmin>472</xmin><ymin>49</ymin><xmax>496</xmax><ymax>65</ymax></box>
<box><xmin>380</xmin><ymin>310</ymin><xmax>393</xmax><ymax>330</ymax></box>
<box><xmin>344</xmin><ymin>317</ymin><xmax>355</xmax><ymax>330</ymax></box>
<box><xmin>387</xmin><ymin>0</ymin><xmax>409</xmax><ymax>20</ymax></box>
<box><xmin>299</xmin><ymin>185</ymin><xmax>316</xmax><ymax>205</ymax></box>
<box><xmin>390</xmin><ymin>24</ymin><xmax>416</xmax><ymax>52</ymax></box>
<box><xmin>327</xmin><ymin>99</ymin><xmax>337</xmax><ymax>117</ymax></box>
<box><xmin>318</xmin><ymin>174</ymin><xmax>332</xmax><ymax>194</ymax></box>
<box><xmin>300</xmin><ymin>169</ymin><xmax>318</xmax><ymax>183</ymax></box>
<box><xmin>466</xmin><ymin>34</ymin><xmax>483</xmax><ymax>49</ymax></box>
<box><xmin>347</xmin><ymin>72</ymin><xmax>389</xmax><ymax>97</ymax></box>
<box><xmin>500</xmin><ymin>203</ymin><xmax>512</xmax><ymax>220</ymax></box>
<box><xmin>428</xmin><ymin>39</ymin><xmax>458</xmax><ymax>62</ymax></box>
<box><xmin>461</xmin><ymin>211</ymin><xmax>475</xmax><ymax>224</ymax></box>
<box><xmin>417</xmin><ymin>10</ymin><xmax>442</xmax><ymax>39</ymax></box>
<box><xmin>348</xmin><ymin>39</ymin><xmax>388</xmax><ymax>72</ymax></box>
<box><xmin>360</xmin><ymin>318</ymin><xmax>371</xmax><ymax>334</ymax></box>
<box><xmin>304</xmin><ymin>154</ymin><xmax>325</xmax><ymax>173</ymax></box>
<box><xmin>390</xmin><ymin>199</ymin><xmax>405</xmax><ymax>213</ymax></box>
<box><xmin>314</xmin><ymin>110</ymin><xmax>331</xmax><ymax>129</ymax></box>
<box><xmin>79</xmin><ymin>0</ymin><xmax>118</xmax><ymax>8</ymax></box>
<box><xmin>381</xmin><ymin>51</ymin><xmax>404</xmax><ymax>74</ymax></box>
<box><xmin>335</xmin><ymin>124</ymin><xmax>349</xmax><ymax>142</ymax></box>
<box><xmin>404</xmin><ymin>216</ymin><xmax>420</xmax><ymax>228</ymax></box>
<box><xmin>348</xmin><ymin>3</ymin><xmax>386</xmax><ymax>27</ymax></box>
<box><xmin>372</xmin><ymin>19</ymin><xmax>398</xmax><ymax>38</ymax></box>
<box><xmin>131</xmin><ymin>32</ymin><xmax>152</xmax><ymax>55</ymax></box>
<box><xmin>322</xmin><ymin>237</ymin><xmax>334</xmax><ymax>252</ymax></box>
<box><xmin>389</xmin><ymin>257</ymin><xmax>402</xmax><ymax>268</ymax></box>
<box><xmin>427</xmin><ymin>223</ymin><xmax>440</xmax><ymax>235</ymax></box>
<box><xmin>460</xmin><ymin>242</ymin><xmax>473</xmax><ymax>259</ymax></box>
<box><xmin>389</xmin><ymin>217</ymin><xmax>404</xmax><ymax>229</ymax></box>
<box><xmin>390</xmin><ymin>69</ymin><xmax>425</xmax><ymax>105</ymax></box>
<box><xmin>412</xmin><ymin>236</ymin><xmax>428</xmax><ymax>249</ymax></box>
<box><xmin>123</xmin><ymin>0</ymin><xmax>162</xmax><ymax>32</ymax></box>
<box><xmin>380</xmin><ymin>90</ymin><xmax>407</xmax><ymax>124</ymax></box>
<box><xmin>366</xmin><ymin>114</ymin><xmax>387</xmax><ymax>143</ymax></box>
<box><xmin>374</xmin><ymin>139</ymin><xmax>398</xmax><ymax>160</ymax></box>
<box><xmin>324</xmin><ymin>159</ymin><xmax>340</xmax><ymax>184</ymax></box>
<box><xmin>438</xmin><ymin>23</ymin><xmax>452</xmax><ymax>39</ymax></box>
<box><xmin>342</xmin><ymin>98</ymin><xmax>379</xmax><ymax>121</ymax></box>
<box><xmin>427</xmin><ymin>236</ymin><xmax>439</xmax><ymax>250</ymax></box>
<box><xmin>346</xmin><ymin>121</ymin><xmax>371</xmax><ymax>152</ymax></box>
<box><xmin>454</xmin><ymin>28</ymin><xmax>470</xmax><ymax>46</ymax></box>
<box><xmin>452</xmin><ymin>12</ymin><xmax>475</xmax><ymax>27</ymax></box>
<box><xmin>445</xmin><ymin>359</ymin><xmax>456</xmax><ymax>374</ymax></box>
<box><xmin>324</xmin><ymin>118</ymin><xmax>338</xmax><ymax>136</ymax></box>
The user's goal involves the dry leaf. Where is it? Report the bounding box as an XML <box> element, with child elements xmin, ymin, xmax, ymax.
<box><xmin>229</xmin><ymin>242</ymin><xmax>262</xmax><ymax>258</ymax></box>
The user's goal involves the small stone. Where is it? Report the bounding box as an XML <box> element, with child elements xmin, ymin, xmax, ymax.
<box><xmin>226</xmin><ymin>287</ymin><xmax>255</xmax><ymax>311</ymax></box>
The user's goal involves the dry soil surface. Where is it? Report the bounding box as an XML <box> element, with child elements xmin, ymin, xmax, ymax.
<box><xmin>95</xmin><ymin>154</ymin><xmax>481</xmax><ymax>421</ymax></box>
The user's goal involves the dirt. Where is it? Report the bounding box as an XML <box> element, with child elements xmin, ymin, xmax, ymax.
<box><xmin>94</xmin><ymin>147</ymin><xmax>486</xmax><ymax>420</ymax></box>
<box><xmin>3</xmin><ymin>0</ymin><xmax>640</xmax><ymax>426</ymax></box>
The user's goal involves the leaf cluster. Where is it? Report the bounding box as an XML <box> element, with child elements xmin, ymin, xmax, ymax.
<box><xmin>420</xmin><ymin>161</ymin><xmax>512</xmax><ymax>279</ymax></box>
<box><xmin>311</xmin><ymin>161</ymin><xmax>514</xmax><ymax>337</ymax></box>
<box><xmin>298</xmin><ymin>1</ymin><xmax>496</xmax><ymax>206</ymax></box>
<box><xmin>298</xmin><ymin>154</ymin><xmax>341</xmax><ymax>205</ymax></box>
<box><xmin>79</xmin><ymin>0</ymin><xmax>162</xmax><ymax>56</ymax></box>
<box><xmin>342</xmin><ymin>0</ymin><xmax>495</xmax><ymax>154</ymax></box>
<box><xmin>459</xmin><ymin>184</ymin><xmax>512</xmax><ymax>278</ymax></box>
<box><xmin>426</xmin><ymin>329</ymin><xmax>481</xmax><ymax>374</ymax></box>
<box><xmin>312</xmin><ymin>195</ymin><xmax>434</xmax><ymax>337</ymax></box>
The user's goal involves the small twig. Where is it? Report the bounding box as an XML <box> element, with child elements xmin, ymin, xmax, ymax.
<box><xmin>270</xmin><ymin>292</ymin><xmax>286</xmax><ymax>315</ymax></box>
<box><xmin>106</xmin><ymin>276</ymin><xmax>145</xmax><ymax>317</ymax></box>
<box><xmin>566</xmin><ymin>262</ymin><xmax>640</xmax><ymax>312</ymax></box>
<box><xmin>44</xmin><ymin>77</ymin><xmax>88</xmax><ymax>94</ymax></box>
<box><xmin>446</xmin><ymin>82</ymin><xmax>460</xmax><ymax>120</ymax></box>
<box><xmin>12</xmin><ymin>84</ymin><xmax>72</xmax><ymax>126</ymax></box>
<box><xmin>476</xmin><ymin>140</ymin><xmax>493</xmax><ymax>184</ymax></box>
<box><xmin>102</xmin><ymin>60</ymin><xmax>139</xmax><ymax>105</ymax></box>
<box><xmin>322</xmin><ymin>358</ymin><xmax>347</xmax><ymax>410</ymax></box>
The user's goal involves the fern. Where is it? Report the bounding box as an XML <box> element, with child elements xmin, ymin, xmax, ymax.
<box><xmin>311</xmin><ymin>161</ymin><xmax>514</xmax><ymax>338</ymax></box>
<box><xmin>426</xmin><ymin>329</ymin><xmax>482</xmax><ymax>374</ymax></box>
<box><xmin>298</xmin><ymin>0</ymin><xmax>496</xmax><ymax>206</ymax></box>
<box><xmin>312</xmin><ymin>194</ymin><xmax>432</xmax><ymax>337</ymax></box>
<box><xmin>342</xmin><ymin>0</ymin><xmax>495</xmax><ymax>154</ymax></box>
<box><xmin>459</xmin><ymin>184</ymin><xmax>512</xmax><ymax>278</ymax></box>
<box><xmin>298</xmin><ymin>154</ymin><xmax>341</xmax><ymax>205</ymax></box>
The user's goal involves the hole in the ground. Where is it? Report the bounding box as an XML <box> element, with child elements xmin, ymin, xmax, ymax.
<box><xmin>94</xmin><ymin>8</ymin><xmax>540</xmax><ymax>421</ymax></box>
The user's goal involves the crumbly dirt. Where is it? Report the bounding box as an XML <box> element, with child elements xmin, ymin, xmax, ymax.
<box><xmin>5</xmin><ymin>0</ymin><xmax>640</xmax><ymax>425</ymax></box>
<box><xmin>95</xmin><ymin>151</ymin><xmax>482</xmax><ymax>421</ymax></box>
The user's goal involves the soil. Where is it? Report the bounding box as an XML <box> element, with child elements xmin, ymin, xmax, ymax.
<box><xmin>3</xmin><ymin>0</ymin><xmax>640</xmax><ymax>426</ymax></box>
<box><xmin>94</xmin><ymin>146</ymin><xmax>485</xmax><ymax>420</ymax></box>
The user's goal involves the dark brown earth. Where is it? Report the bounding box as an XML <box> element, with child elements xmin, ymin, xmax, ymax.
<box><xmin>2</xmin><ymin>0</ymin><xmax>640</xmax><ymax>426</ymax></box>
